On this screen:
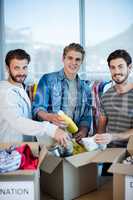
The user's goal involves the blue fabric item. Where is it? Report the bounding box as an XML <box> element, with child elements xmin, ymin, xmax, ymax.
<box><xmin>32</xmin><ymin>68</ymin><xmax>92</xmax><ymax>129</ymax></box>
<box><xmin>0</xmin><ymin>146</ymin><xmax>21</xmax><ymax>173</ymax></box>
<box><xmin>98</xmin><ymin>80</ymin><xmax>112</xmax><ymax>97</ymax></box>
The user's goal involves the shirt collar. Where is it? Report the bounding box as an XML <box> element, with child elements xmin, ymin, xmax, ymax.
<box><xmin>58</xmin><ymin>68</ymin><xmax>80</xmax><ymax>82</ymax></box>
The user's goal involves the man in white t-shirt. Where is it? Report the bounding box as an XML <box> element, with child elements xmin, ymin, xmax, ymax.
<box><xmin>0</xmin><ymin>49</ymin><xmax>67</xmax><ymax>146</ymax></box>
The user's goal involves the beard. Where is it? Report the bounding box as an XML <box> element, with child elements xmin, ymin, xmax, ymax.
<box><xmin>9</xmin><ymin>70</ymin><xmax>27</xmax><ymax>84</ymax></box>
<box><xmin>112</xmin><ymin>73</ymin><xmax>129</xmax><ymax>84</ymax></box>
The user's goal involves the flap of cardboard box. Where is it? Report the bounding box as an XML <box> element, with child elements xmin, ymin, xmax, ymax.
<box><xmin>65</xmin><ymin>148</ymin><xmax>125</xmax><ymax>168</ymax></box>
<box><xmin>108</xmin><ymin>163</ymin><xmax>133</xmax><ymax>175</ymax></box>
<box><xmin>0</xmin><ymin>170</ymin><xmax>37</xmax><ymax>176</ymax></box>
<box><xmin>108</xmin><ymin>137</ymin><xmax>133</xmax><ymax>176</ymax></box>
<box><xmin>40</xmin><ymin>153</ymin><xmax>62</xmax><ymax>173</ymax></box>
<box><xmin>0</xmin><ymin>142</ymin><xmax>39</xmax><ymax>156</ymax></box>
<box><xmin>65</xmin><ymin>150</ymin><xmax>100</xmax><ymax>168</ymax></box>
<box><xmin>91</xmin><ymin>148</ymin><xmax>125</xmax><ymax>163</ymax></box>
<box><xmin>38</xmin><ymin>144</ymin><xmax>48</xmax><ymax>168</ymax></box>
<box><xmin>127</xmin><ymin>136</ymin><xmax>133</xmax><ymax>155</ymax></box>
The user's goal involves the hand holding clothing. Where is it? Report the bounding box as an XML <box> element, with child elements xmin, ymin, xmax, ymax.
<box><xmin>95</xmin><ymin>133</ymin><xmax>112</xmax><ymax>144</ymax></box>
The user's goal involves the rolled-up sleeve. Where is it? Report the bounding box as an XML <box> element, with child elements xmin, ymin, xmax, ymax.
<box><xmin>32</xmin><ymin>74</ymin><xmax>50</xmax><ymax>119</ymax></box>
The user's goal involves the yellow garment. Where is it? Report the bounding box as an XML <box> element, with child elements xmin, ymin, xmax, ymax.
<box><xmin>72</xmin><ymin>139</ymin><xmax>87</xmax><ymax>155</ymax></box>
<box><xmin>33</xmin><ymin>83</ymin><xmax>38</xmax><ymax>97</ymax></box>
<box><xmin>58</xmin><ymin>111</ymin><xmax>78</xmax><ymax>134</ymax></box>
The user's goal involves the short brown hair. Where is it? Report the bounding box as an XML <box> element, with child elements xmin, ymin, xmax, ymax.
<box><xmin>107</xmin><ymin>49</ymin><xmax>132</xmax><ymax>67</ymax></box>
<box><xmin>5</xmin><ymin>49</ymin><xmax>31</xmax><ymax>67</ymax></box>
<box><xmin>63</xmin><ymin>43</ymin><xmax>85</xmax><ymax>61</ymax></box>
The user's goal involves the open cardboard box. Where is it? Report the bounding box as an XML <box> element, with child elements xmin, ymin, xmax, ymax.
<box><xmin>0</xmin><ymin>142</ymin><xmax>47</xmax><ymax>200</ymax></box>
<box><xmin>40</xmin><ymin>145</ymin><xmax>125</xmax><ymax>200</ymax></box>
<box><xmin>109</xmin><ymin>136</ymin><xmax>133</xmax><ymax>200</ymax></box>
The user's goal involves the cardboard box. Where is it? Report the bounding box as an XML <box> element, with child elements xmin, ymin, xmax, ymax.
<box><xmin>109</xmin><ymin>136</ymin><xmax>133</xmax><ymax>200</ymax></box>
<box><xmin>40</xmin><ymin>147</ymin><xmax>125</xmax><ymax>200</ymax></box>
<box><xmin>0</xmin><ymin>143</ymin><xmax>47</xmax><ymax>200</ymax></box>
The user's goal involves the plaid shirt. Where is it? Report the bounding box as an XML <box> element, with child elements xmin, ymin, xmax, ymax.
<box><xmin>32</xmin><ymin>69</ymin><xmax>92</xmax><ymax>130</ymax></box>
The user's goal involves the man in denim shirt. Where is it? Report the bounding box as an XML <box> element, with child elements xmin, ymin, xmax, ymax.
<box><xmin>32</xmin><ymin>43</ymin><xmax>92</xmax><ymax>142</ymax></box>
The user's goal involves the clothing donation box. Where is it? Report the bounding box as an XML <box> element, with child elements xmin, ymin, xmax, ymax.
<box><xmin>0</xmin><ymin>142</ymin><xmax>47</xmax><ymax>200</ymax></box>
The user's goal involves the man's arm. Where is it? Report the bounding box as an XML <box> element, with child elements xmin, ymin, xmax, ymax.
<box><xmin>37</xmin><ymin>110</ymin><xmax>65</xmax><ymax>125</ymax></box>
<box><xmin>4</xmin><ymin>109</ymin><xmax>67</xmax><ymax>145</ymax></box>
<box><xmin>95</xmin><ymin>112</ymin><xmax>133</xmax><ymax>144</ymax></box>
<box><xmin>0</xmin><ymin>88</ymin><xmax>67</xmax><ymax>146</ymax></box>
<box><xmin>74</xmin><ymin>126</ymin><xmax>88</xmax><ymax>143</ymax></box>
<box><xmin>95</xmin><ymin>129</ymin><xmax>133</xmax><ymax>145</ymax></box>
<box><xmin>97</xmin><ymin>113</ymin><xmax>107</xmax><ymax>133</ymax></box>
<box><xmin>110</xmin><ymin>129</ymin><xmax>133</xmax><ymax>142</ymax></box>
<box><xmin>32</xmin><ymin>75</ymin><xmax>65</xmax><ymax>126</ymax></box>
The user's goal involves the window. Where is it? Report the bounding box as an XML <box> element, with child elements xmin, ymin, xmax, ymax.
<box><xmin>3</xmin><ymin>0</ymin><xmax>133</xmax><ymax>81</ymax></box>
<box><xmin>4</xmin><ymin>0</ymin><xmax>79</xmax><ymax>80</ymax></box>
<box><xmin>85</xmin><ymin>0</ymin><xmax>133</xmax><ymax>80</ymax></box>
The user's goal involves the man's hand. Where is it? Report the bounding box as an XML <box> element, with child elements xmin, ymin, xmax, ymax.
<box><xmin>37</xmin><ymin>111</ymin><xmax>67</xmax><ymax>127</ymax></box>
<box><xmin>48</xmin><ymin>114</ymin><xmax>65</xmax><ymax>125</ymax></box>
<box><xmin>54</xmin><ymin>128</ymin><xmax>68</xmax><ymax>147</ymax></box>
<box><xmin>75</xmin><ymin>130</ymin><xmax>87</xmax><ymax>143</ymax></box>
<box><xmin>95</xmin><ymin>133</ymin><xmax>112</xmax><ymax>144</ymax></box>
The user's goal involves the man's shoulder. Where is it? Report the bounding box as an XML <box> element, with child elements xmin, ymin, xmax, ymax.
<box><xmin>0</xmin><ymin>80</ymin><xmax>11</xmax><ymax>90</ymax></box>
<box><xmin>0</xmin><ymin>80</ymin><xmax>8</xmax><ymax>86</ymax></box>
<box><xmin>101</xmin><ymin>86</ymin><xmax>114</xmax><ymax>98</ymax></box>
<box><xmin>0</xmin><ymin>81</ymin><xmax>15</xmax><ymax>100</ymax></box>
<box><xmin>128</xmin><ymin>88</ymin><xmax>133</xmax><ymax>94</ymax></box>
<box><xmin>44</xmin><ymin>70</ymin><xmax>59</xmax><ymax>77</ymax></box>
<box><xmin>0</xmin><ymin>80</ymin><xmax>21</xmax><ymax>95</ymax></box>
<box><xmin>40</xmin><ymin>70</ymin><xmax>60</xmax><ymax>82</ymax></box>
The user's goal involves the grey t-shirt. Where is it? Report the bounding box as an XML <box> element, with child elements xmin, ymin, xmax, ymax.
<box><xmin>100</xmin><ymin>86</ymin><xmax>133</xmax><ymax>147</ymax></box>
<box><xmin>66</xmin><ymin>79</ymin><xmax>77</xmax><ymax>119</ymax></box>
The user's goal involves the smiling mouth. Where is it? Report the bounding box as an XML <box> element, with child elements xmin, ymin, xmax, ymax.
<box><xmin>69</xmin><ymin>66</ymin><xmax>77</xmax><ymax>70</ymax></box>
<box><xmin>114</xmin><ymin>74</ymin><xmax>123</xmax><ymax>78</ymax></box>
<box><xmin>16</xmin><ymin>76</ymin><xmax>26</xmax><ymax>79</ymax></box>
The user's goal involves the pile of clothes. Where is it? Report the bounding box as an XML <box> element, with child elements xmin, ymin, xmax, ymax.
<box><xmin>0</xmin><ymin>144</ymin><xmax>38</xmax><ymax>173</ymax></box>
<box><xmin>89</xmin><ymin>80</ymin><xmax>112</xmax><ymax>134</ymax></box>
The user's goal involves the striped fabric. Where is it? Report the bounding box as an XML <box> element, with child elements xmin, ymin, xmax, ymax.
<box><xmin>100</xmin><ymin>86</ymin><xmax>133</xmax><ymax>147</ymax></box>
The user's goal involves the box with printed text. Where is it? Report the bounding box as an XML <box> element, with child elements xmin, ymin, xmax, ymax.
<box><xmin>0</xmin><ymin>142</ymin><xmax>47</xmax><ymax>200</ymax></box>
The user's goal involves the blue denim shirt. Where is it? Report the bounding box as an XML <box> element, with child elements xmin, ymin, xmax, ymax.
<box><xmin>32</xmin><ymin>69</ymin><xmax>92</xmax><ymax>130</ymax></box>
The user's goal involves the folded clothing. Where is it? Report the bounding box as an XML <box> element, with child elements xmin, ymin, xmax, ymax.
<box><xmin>0</xmin><ymin>146</ymin><xmax>21</xmax><ymax>173</ymax></box>
<box><xmin>16</xmin><ymin>144</ymin><xmax>38</xmax><ymax>169</ymax></box>
<box><xmin>82</xmin><ymin>137</ymin><xmax>99</xmax><ymax>151</ymax></box>
<box><xmin>82</xmin><ymin>136</ymin><xmax>106</xmax><ymax>151</ymax></box>
<box><xmin>0</xmin><ymin>144</ymin><xmax>39</xmax><ymax>173</ymax></box>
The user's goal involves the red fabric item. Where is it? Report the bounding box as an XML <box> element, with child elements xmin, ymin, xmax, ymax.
<box><xmin>16</xmin><ymin>144</ymin><xmax>39</xmax><ymax>170</ymax></box>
